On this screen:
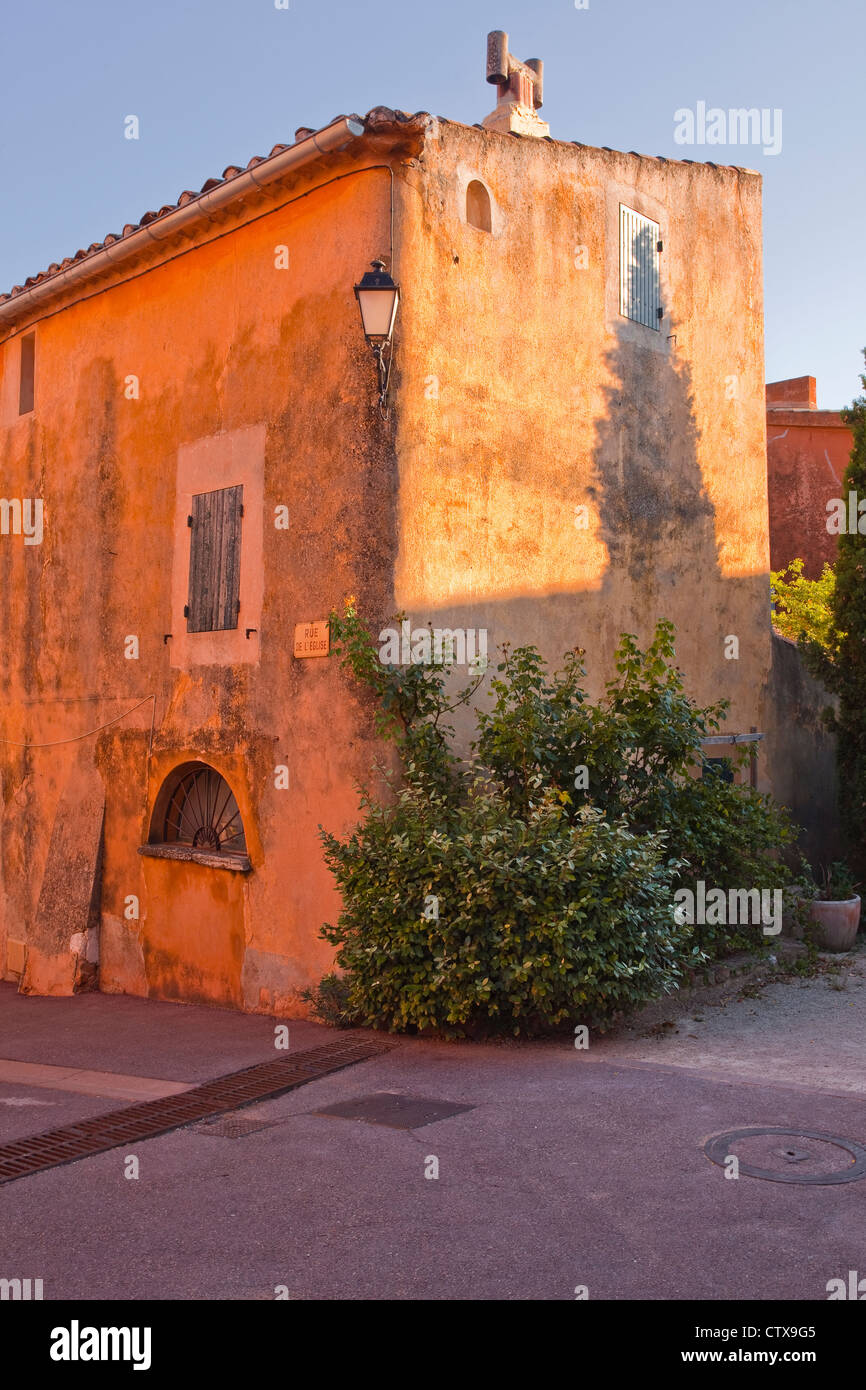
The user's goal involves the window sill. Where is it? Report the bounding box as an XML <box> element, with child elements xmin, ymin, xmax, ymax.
<box><xmin>138</xmin><ymin>844</ymin><xmax>252</xmax><ymax>873</ymax></box>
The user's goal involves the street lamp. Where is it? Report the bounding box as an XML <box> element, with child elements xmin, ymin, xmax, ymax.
<box><xmin>353</xmin><ymin>259</ymin><xmax>400</xmax><ymax>416</ymax></box>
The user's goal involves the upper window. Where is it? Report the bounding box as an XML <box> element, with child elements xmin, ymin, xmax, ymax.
<box><xmin>619</xmin><ymin>205</ymin><xmax>661</xmax><ymax>330</ymax></box>
<box><xmin>186</xmin><ymin>484</ymin><xmax>243</xmax><ymax>632</ymax></box>
<box><xmin>466</xmin><ymin>180</ymin><xmax>492</xmax><ymax>233</ymax></box>
<box><xmin>18</xmin><ymin>333</ymin><xmax>35</xmax><ymax>414</ymax></box>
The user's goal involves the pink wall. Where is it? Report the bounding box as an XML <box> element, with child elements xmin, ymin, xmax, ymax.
<box><xmin>766</xmin><ymin>377</ymin><xmax>853</xmax><ymax>577</ymax></box>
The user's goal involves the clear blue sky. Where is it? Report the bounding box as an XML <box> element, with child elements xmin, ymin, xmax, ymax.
<box><xmin>1</xmin><ymin>0</ymin><xmax>862</xmax><ymax>408</ymax></box>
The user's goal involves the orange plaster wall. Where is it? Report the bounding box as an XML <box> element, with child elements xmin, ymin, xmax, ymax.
<box><xmin>0</xmin><ymin>157</ymin><xmax>401</xmax><ymax>1013</ymax></box>
<box><xmin>393</xmin><ymin>123</ymin><xmax>772</xmax><ymax>752</ymax></box>
<box><xmin>138</xmin><ymin>854</ymin><xmax>248</xmax><ymax>1010</ymax></box>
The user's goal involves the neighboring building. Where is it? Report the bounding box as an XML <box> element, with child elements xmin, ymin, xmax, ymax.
<box><xmin>766</xmin><ymin>375</ymin><xmax>854</xmax><ymax>577</ymax></box>
<box><xmin>0</xmin><ymin>35</ymin><xmax>834</xmax><ymax>1014</ymax></box>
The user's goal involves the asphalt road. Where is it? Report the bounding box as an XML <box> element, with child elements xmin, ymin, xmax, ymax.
<box><xmin>0</xmin><ymin>965</ymin><xmax>864</xmax><ymax>1302</ymax></box>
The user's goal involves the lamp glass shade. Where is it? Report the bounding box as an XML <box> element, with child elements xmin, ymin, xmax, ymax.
<box><xmin>354</xmin><ymin>261</ymin><xmax>400</xmax><ymax>342</ymax></box>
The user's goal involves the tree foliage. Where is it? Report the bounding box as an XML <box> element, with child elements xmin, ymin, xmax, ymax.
<box><xmin>770</xmin><ymin>557</ymin><xmax>838</xmax><ymax>668</ymax></box>
<box><xmin>827</xmin><ymin>350</ymin><xmax>866</xmax><ymax>869</ymax></box>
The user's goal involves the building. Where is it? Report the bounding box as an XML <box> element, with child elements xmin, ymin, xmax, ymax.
<box><xmin>0</xmin><ymin>33</ymin><xmax>834</xmax><ymax>1014</ymax></box>
<box><xmin>766</xmin><ymin>375</ymin><xmax>854</xmax><ymax>577</ymax></box>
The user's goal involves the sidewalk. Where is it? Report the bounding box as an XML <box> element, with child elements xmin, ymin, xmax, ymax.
<box><xmin>0</xmin><ymin>982</ymin><xmax>332</xmax><ymax>1083</ymax></box>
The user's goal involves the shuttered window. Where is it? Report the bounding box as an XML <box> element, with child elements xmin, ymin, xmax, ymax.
<box><xmin>19</xmin><ymin>334</ymin><xmax>35</xmax><ymax>414</ymax></box>
<box><xmin>186</xmin><ymin>485</ymin><xmax>243</xmax><ymax>633</ymax></box>
<box><xmin>619</xmin><ymin>205</ymin><xmax>661</xmax><ymax>330</ymax></box>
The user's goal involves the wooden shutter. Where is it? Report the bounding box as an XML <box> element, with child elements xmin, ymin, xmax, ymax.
<box><xmin>186</xmin><ymin>484</ymin><xmax>243</xmax><ymax>632</ymax></box>
<box><xmin>19</xmin><ymin>334</ymin><xmax>35</xmax><ymax>414</ymax></box>
<box><xmin>619</xmin><ymin>205</ymin><xmax>660</xmax><ymax>330</ymax></box>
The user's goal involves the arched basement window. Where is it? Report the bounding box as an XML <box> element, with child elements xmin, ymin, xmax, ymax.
<box><xmin>466</xmin><ymin>180</ymin><xmax>492</xmax><ymax>233</ymax></box>
<box><xmin>140</xmin><ymin>763</ymin><xmax>251</xmax><ymax>871</ymax></box>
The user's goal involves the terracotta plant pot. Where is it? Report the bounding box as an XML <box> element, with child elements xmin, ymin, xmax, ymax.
<box><xmin>808</xmin><ymin>895</ymin><xmax>861</xmax><ymax>952</ymax></box>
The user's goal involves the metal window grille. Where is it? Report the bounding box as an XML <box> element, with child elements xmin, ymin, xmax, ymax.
<box><xmin>163</xmin><ymin>766</ymin><xmax>247</xmax><ymax>855</ymax></box>
<box><xmin>619</xmin><ymin>205</ymin><xmax>660</xmax><ymax>329</ymax></box>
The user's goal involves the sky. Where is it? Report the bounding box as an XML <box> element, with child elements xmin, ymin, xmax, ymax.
<box><xmin>0</xmin><ymin>0</ymin><xmax>862</xmax><ymax>409</ymax></box>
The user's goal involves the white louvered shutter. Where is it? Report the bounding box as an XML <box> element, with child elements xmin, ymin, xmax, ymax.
<box><xmin>619</xmin><ymin>205</ymin><xmax>661</xmax><ymax>329</ymax></box>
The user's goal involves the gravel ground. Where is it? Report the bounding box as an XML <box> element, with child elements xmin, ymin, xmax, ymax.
<box><xmin>594</xmin><ymin>944</ymin><xmax>866</xmax><ymax>1096</ymax></box>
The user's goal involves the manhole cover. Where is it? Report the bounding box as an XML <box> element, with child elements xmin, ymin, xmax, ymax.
<box><xmin>315</xmin><ymin>1092</ymin><xmax>474</xmax><ymax>1130</ymax></box>
<box><xmin>705</xmin><ymin>1127</ymin><xmax>866</xmax><ymax>1185</ymax></box>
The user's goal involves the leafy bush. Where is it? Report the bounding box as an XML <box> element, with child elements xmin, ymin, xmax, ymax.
<box><xmin>474</xmin><ymin>620</ymin><xmax>796</xmax><ymax>955</ymax></box>
<box><xmin>315</xmin><ymin>605</ymin><xmax>797</xmax><ymax>1035</ymax></box>
<box><xmin>300</xmin><ymin>972</ymin><xmax>356</xmax><ymax>1028</ymax></box>
<box><xmin>320</xmin><ymin>782</ymin><xmax>695</xmax><ymax>1035</ymax></box>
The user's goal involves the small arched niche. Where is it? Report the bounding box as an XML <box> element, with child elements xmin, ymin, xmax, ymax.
<box><xmin>144</xmin><ymin>761</ymin><xmax>249</xmax><ymax>869</ymax></box>
<box><xmin>466</xmin><ymin>179</ymin><xmax>493</xmax><ymax>233</ymax></box>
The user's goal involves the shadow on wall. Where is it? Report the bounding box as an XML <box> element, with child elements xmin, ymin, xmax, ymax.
<box><xmin>767</xmin><ymin>634</ymin><xmax>840</xmax><ymax>865</ymax></box>
<box><xmin>404</xmin><ymin>318</ymin><xmax>839</xmax><ymax>855</ymax></box>
<box><xmin>590</xmin><ymin>315</ymin><xmax>718</xmax><ymax>601</ymax></box>
<box><xmin>432</xmin><ymin>315</ymin><xmax>732</xmax><ymax>720</ymax></box>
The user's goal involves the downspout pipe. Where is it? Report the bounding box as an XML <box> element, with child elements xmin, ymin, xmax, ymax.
<box><xmin>0</xmin><ymin>116</ymin><xmax>365</xmax><ymax>329</ymax></box>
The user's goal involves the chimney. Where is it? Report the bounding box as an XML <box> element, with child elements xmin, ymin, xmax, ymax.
<box><xmin>482</xmin><ymin>31</ymin><xmax>549</xmax><ymax>138</ymax></box>
<box><xmin>766</xmin><ymin>376</ymin><xmax>817</xmax><ymax>410</ymax></box>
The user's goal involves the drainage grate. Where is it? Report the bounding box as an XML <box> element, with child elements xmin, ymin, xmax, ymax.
<box><xmin>0</xmin><ymin>1036</ymin><xmax>390</xmax><ymax>1185</ymax></box>
<box><xmin>189</xmin><ymin>1112</ymin><xmax>287</xmax><ymax>1139</ymax></box>
<box><xmin>704</xmin><ymin>1127</ymin><xmax>866</xmax><ymax>1185</ymax></box>
<box><xmin>315</xmin><ymin>1091</ymin><xmax>475</xmax><ymax>1130</ymax></box>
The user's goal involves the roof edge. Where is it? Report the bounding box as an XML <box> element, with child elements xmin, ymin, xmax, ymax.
<box><xmin>0</xmin><ymin>115</ymin><xmax>365</xmax><ymax>331</ymax></box>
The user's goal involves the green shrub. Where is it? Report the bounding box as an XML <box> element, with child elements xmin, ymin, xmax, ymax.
<box><xmin>315</xmin><ymin>605</ymin><xmax>798</xmax><ymax>1035</ymax></box>
<box><xmin>300</xmin><ymin>972</ymin><xmax>357</xmax><ymax>1028</ymax></box>
<box><xmin>474</xmin><ymin>620</ymin><xmax>796</xmax><ymax>955</ymax></box>
<box><xmin>321</xmin><ymin>782</ymin><xmax>695</xmax><ymax>1035</ymax></box>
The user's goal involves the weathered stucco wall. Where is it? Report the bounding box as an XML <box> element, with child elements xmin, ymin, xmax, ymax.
<box><xmin>766</xmin><ymin>408</ymin><xmax>852</xmax><ymax>578</ymax></box>
<box><xmin>393</xmin><ymin>120</ymin><xmax>772</xmax><ymax>775</ymax></box>
<box><xmin>0</xmin><ymin>139</ymin><xmax>416</xmax><ymax>1012</ymax></box>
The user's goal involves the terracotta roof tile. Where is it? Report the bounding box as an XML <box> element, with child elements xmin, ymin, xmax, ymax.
<box><xmin>0</xmin><ymin>112</ymin><xmax>367</xmax><ymax>305</ymax></box>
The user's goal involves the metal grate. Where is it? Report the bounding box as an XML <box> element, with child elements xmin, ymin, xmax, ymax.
<box><xmin>189</xmin><ymin>1111</ymin><xmax>286</xmax><ymax>1139</ymax></box>
<box><xmin>619</xmin><ymin>204</ymin><xmax>660</xmax><ymax>330</ymax></box>
<box><xmin>164</xmin><ymin>764</ymin><xmax>246</xmax><ymax>855</ymax></box>
<box><xmin>0</xmin><ymin>1036</ymin><xmax>390</xmax><ymax>1185</ymax></box>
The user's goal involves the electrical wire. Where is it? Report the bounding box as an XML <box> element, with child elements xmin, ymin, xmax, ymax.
<box><xmin>0</xmin><ymin>694</ymin><xmax>155</xmax><ymax>748</ymax></box>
